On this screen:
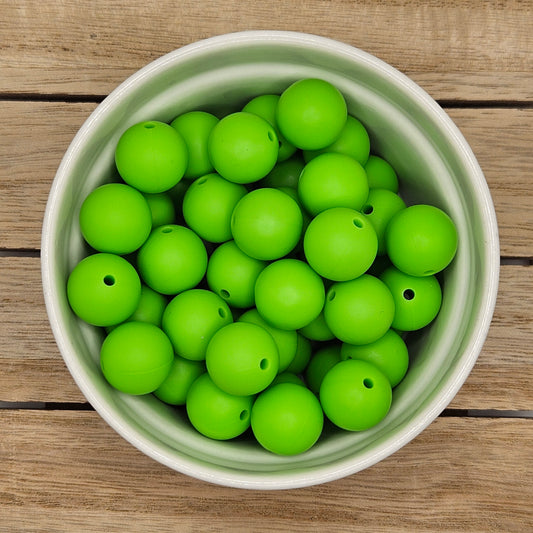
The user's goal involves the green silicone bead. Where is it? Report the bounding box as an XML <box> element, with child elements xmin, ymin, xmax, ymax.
<box><xmin>341</xmin><ymin>329</ymin><xmax>409</xmax><ymax>387</ymax></box>
<box><xmin>364</xmin><ymin>155</ymin><xmax>399</xmax><ymax>193</ymax></box>
<box><xmin>137</xmin><ymin>224</ymin><xmax>207</xmax><ymax>295</ymax></box>
<box><xmin>79</xmin><ymin>183</ymin><xmax>152</xmax><ymax>254</ymax></box>
<box><xmin>298</xmin><ymin>153</ymin><xmax>369</xmax><ymax>216</ymax></box>
<box><xmin>285</xmin><ymin>334</ymin><xmax>312</xmax><ymax>374</ymax></box>
<box><xmin>142</xmin><ymin>192</ymin><xmax>176</xmax><ymax>228</ymax></box>
<box><xmin>362</xmin><ymin>188</ymin><xmax>406</xmax><ymax>255</ymax></box>
<box><xmin>239</xmin><ymin>308</ymin><xmax>297</xmax><ymax>373</ymax></box>
<box><xmin>208</xmin><ymin>112</ymin><xmax>279</xmax><ymax>184</ymax></box>
<box><xmin>385</xmin><ymin>204</ymin><xmax>458</xmax><ymax>277</ymax></box>
<box><xmin>276</xmin><ymin>78</ymin><xmax>347</xmax><ymax>150</ymax></box>
<box><xmin>259</xmin><ymin>154</ymin><xmax>305</xmax><ymax>189</ymax></box>
<box><xmin>324</xmin><ymin>275</ymin><xmax>395</xmax><ymax>345</ymax></box>
<box><xmin>100</xmin><ymin>321</ymin><xmax>173</xmax><ymax>395</ymax></box>
<box><xmin>251</xmin><ymin>383</ymin><xmax>324</xmax><ymax>455</ymax></box>
<box><xmin>299</xmin><ymin>311</ymin><xmax>335</xmax><ymax>341</ymax></box>
<box><xmin>186</xmin><ymin>373</ymin><xmax>253</xmax><ymax>440</ymax></box>
<box><xmin>167</xmin><ymin>179</ymin><xmax>190</xmax><ymax>216</ymax></box>
<box><xmin>67</xmin><ymin>253</ymin><xmax>141</xmax><ymax>327</ymax></box>
<box><xmin>153</xmin><ymin>355</ymin><xmax>205</xmax><ymax>405</ymax></box>
<box><xmin>269</xmin><ymin>372</ymin><xmax>305</xmax><ymax>388</ymax></box>
<box><xmin>206</xmin><ymin>322</ymin><xmax>279</xmax><ymax>396</ymax></box>
<box><xmin>115</xmin><ymin>121</ymin><xmax>188</xmax><ymax>193</ymax></box>
<box><xmin>379</xmin><ymin>266</ymin><xmax>442</xmax><ymax>331</ymax></box>
<box><xmin>182</xmin><ymin>173</ymin><xmax>246</xmax><ymax>243</ymax></box>
<box><xmin>303</xmin><ymin>116</ymin><xmax>370</xmax><ymax>166</ymax></box>
<box><xmin>320</xmin><ymin>359</ymin><xmax>392</xmax><ymax>431</ymax></box>
<box><xmin>206</xmin><ymin>240</ymin><xmax>266</xmax><ymax>308</ymax></box>
<box><xmin>231</xmin><ymin>188</ymin><xmax>303</xmax><ymax>260</ymax></box>
<box><xmin>162</xmin><ymin>289</ymin><xmax>232</xmax><ymax>361</ymax></box>
<box><xmin>304</xmin><ymin>207</ymin><xmax>378</xmax><ymax>281</ymax></box>
<box><xmin>242</xmin><ymin>94</ymin><xmax>297</xmax><ymax>162</ymax></box>
<box><xmin>123</xmin><ymin>284</ymin><xmax>167</xmax><ymax>328</ymax></box>
<box><xmin>170</xmin><ymin>111</ymin><xmax>219</xmax><ymax>179</ymax></box>
<box><xmin>254</xmin><ymin>259</ymin><xmax>325</xmax><ymax>331</ymax></box>
<box><xmin>305</xmin><ymin>345</ymin><xmax>342</xmax><ymax>394</ymax></box>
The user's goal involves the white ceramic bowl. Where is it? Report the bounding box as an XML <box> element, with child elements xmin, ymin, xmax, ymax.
<box><xmin>42</xmin><ymin>31</ymin><xmax>499</xmax><ymax>489</ymax></box>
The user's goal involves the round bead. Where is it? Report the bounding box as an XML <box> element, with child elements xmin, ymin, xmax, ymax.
<box><xmin>186</xmin><ymin>373</ymin><xmax>253</xmax><ymax>440</ymax></box>
<box><xmin>162</xmin><ymin>289</ymin><xmax>232</xmax><ymax>361</ymax></box>
<box><xmin>79</xmin><ymin>183</ymin><xmax>152</xmax><ymax>254</ymax></box>
<box><xmin>206</xmin><ymin>322</ymin><xmax>279</xmax><ymax>396</ymax></box>
<box><xmin>285</xmin><ymin>334</ymin><xmax>312</xmax><ymax>374</ymax></box>
<box><xmin>385</xmin><ymin>204</ymin><xmax>458</xmax><ymax>276</ymax></box>
<box><xmin>254</xmin><ymin>259</ymin><xmax>325</xmax><ymax>330</ymax></box>
<box><xmin>142</xmin><ymin>192</ymin><xmax>176</xmax><ymax>228</ymax></box>
<box><xmin>251</xmin><ymin>383</ymin><xmax>324</xmax><ymax>455</ymax></box>
<box><xmin>298</xmin><ymin>153</ymin><xmax>369</xmax><ymax>216</ymax></box>
<box><xmin>379</xmin><ymin>266</ymin><xmax>442</xmax><ymax>331</ymax></box>
<box><xmin>269</xmin><ymin>372</ymin><xmax>305</xmax><ymax>388</ymax></box>
<box><xmin>153</xmin><ymin>355</ymin><xmax>205</xmax><ymax>405</ymax></box>
<box><xmin>170</xmin><ymin>111</ymin><xmax>219</xmax><ymax>179</ymax></box>
<box><xmin>320</xmin><ymin>359</ymin><xmax>392</xmax><ymax>431</ymax></box>
<box><xmin>259</xmin><ymin>154</ymin><xmax>305</xmax><ymax>189</ymax></box>
<box><xmin>137</xmin><ymin>224</ymin><xmax>207</xmax><ymax>295</ymax></box>
<box><xmin>276</xmin><ymin>78</ymin><xmax>347</xmax><ymax>150</ymax></box>
<box><xmin>119</xmin><ymin>284</ymin><xmax>167</xmax><ymax>328</ymax></box>
<box><xmin>115</xmin><ymin>121</ymin><xmax>188</xmax><ymax>193</ymax></box>
<box><xmin>364</xmin><ymin>155</ymin><xmax>399</xmax><ymax>192</ymax></box>
<box><xmin>67</xmin><ymin>253</ymin><xmax>141</xmax><ymax>327</ymax></box>
<box><xmin>324</xmin><ymin>275</ymin><xmax>395</xmax><ymax>345</ymax></box>
<box><xmin>100</xmin><ymin>321</ymin><xmax>173</xmax><ymax>395</ymax></box>
<box><xmin>304</xmin><ymin>207</ymin><xmax>378</xmax><ymax>281</ymax></box>
<box><xmin>207</xmin><ymin>112</ymin><xmax>279</xmax><ymax>184</ymax></box>
<box><xmin>305</xmin><ymin>345</ymin><xmax>342</xmax><ymax>394</ymax></box>
<box><xmin>182</xmin><ymin>173</ymin><xmax>246</xmax><ymax>243</ymax></box>
<box><xmin>298</xmin><ymin>311</ymin><xmax>335</xmax><ymax>341</ymax></box>
<box><xmin>231</xmin><ymin>188</ymin><xmax>303</xmax><ymax>260</ymax></box>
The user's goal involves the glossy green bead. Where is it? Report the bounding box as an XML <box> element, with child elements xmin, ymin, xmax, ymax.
<box><xmin>341</xmin><ymin>329</ymin><xmax>409</xmax><ymax>387</ymax></box>
<box><xmin>324</xmin><ymin>275</ymin><xmax>395</xmax><ymax>345</ymax></box>
<box><xmin>251</xmin><ymin>383</ymin><xmax>324</xmax><ymax>455</ymax></box>
<box><xmin>255</xmin><ymin>259</ymin><xmax>325</xmax><ymax>330</ymax></box>
<box><xmin>115</xmin><ymin>121</ymin><xmax>188</xmax><ymax>193</ymax></box>
<box><xmin>304</xmin><ymin>207</ymin><xmax>377</xmax><ymax>281</ymax></box>
<box><xmin>259</xmin><ymin>154</ymin><xmax>305</xmax><ymax>189</ymax></box>
<box><xmin>67</xmin><ymin>253</ymin><xmax>141</xmax><ymax>327</ymax></box>
<box><xmin>182</xmin><ymin>173</ymin><xmax>246</xmax><ymax>243</ymax></box>
<box><xmin>379</xmin><ymin>266</ymin><xmax>442</xmax><ymax>331</ymax></box>
<box><xmin>276</xmin><ymin>78</ymin><xmax>347</xmax><ymax>150</ymax></box>
<box><xmin>186</xmin><ymin>373</ymin><xmax>253</xmax><ymax>440</ymax></box>
<box><xmin>231</xmin><ymin>188</ymin><xmax>303</xmax><ymax>260</ymax></box>
<box><xmin>137</xmin><ymin>224</ymin><xmax>207</xmax><ymax>295</ymax></box>
<box><xmin>153</xmin><ymin>355</ymin><xmax>205</xmax><ymax>405</ymax></box>
<box><xmin>79</xmin><ymin>183</ymin><xmax>152</xmax><ymax>254</ymax></box>
<box><xmin>305</xmin><ymin>345</ymin><xmax>342</xmax><ymax>394</ymax></box>
<box><xmin>208</xmin><ymin>112</ymin><xmax>279</xmax><ymax>184</ymax></box>
<box><xmin>170</xmin><ymin>111</ymin><xmax>219</xmax><ymax>179</ymax></box>
<box><xmin>385</xmin><ymin>204</ymin><xmax>458</xmax><ymax>277</ymax></box>
<box><xmin>142</xmin><ymin>192</ymin><xmax>176</xmax><ymax>228</ymax></box>
<box><xmin>364</xmin><ymin>155</ymin><xmax>399</xmax><ymax>192</ymax></box>
<box><xmin>320</xmin><ymin>359</ymin><xmax>392</xmax><ymax>431</ymax></box>
<box><xmin>285</xmin><ymin>334</ymin><xmax>312</xmax><ymax>374</ymax></box>
<box><xmin>206</xmin><ymin>322</ymin><xmax>279</xmax><ymax>396</ymax></box>
<box><xmin>299</xmin><ymin>311</ymin><xmax>335</xmax><ymax>341</ymax></box>
<box><xmin>100</xmin><ymin>321</ymin><xmax>173</xmax><ymax>395</ymax></box>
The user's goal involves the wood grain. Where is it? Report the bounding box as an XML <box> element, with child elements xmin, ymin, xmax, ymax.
<box><xmin>0</xmin><ymin>1</ymin><xmax>531</xmax><ymax>101</ymax></box>
<box><xmin>1</xmin><ymin>411</ymin><xmax>532</xmax><ymax>531</ymax></box>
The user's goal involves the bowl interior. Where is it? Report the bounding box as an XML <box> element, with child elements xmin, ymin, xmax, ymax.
<box><xmin>42</xmin><ymin>32</ymin><xmax>499</xmax><ymax>489</ymax></box>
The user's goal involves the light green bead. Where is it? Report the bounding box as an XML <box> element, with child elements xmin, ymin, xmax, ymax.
<box><xmin>299</xmin><ymin>311</ymin><xmax>335</xmax><ymax>341</ymax></box>
<box><xmin>142</xmin><ymin>192</ymin><xmax>176</xmax><ymax>228</ymax></box>
<box><xmin>364</xmin><ymin>155</ymin><xmax>399</xmax><ymax>192</ymax></box>
<box><xmin>305</xmin><ymin>345</ymin><xmax>341</xmax><ymax>394</ymax></box>
<box><xmin>154</xmin><ymin>355</ymin><xmax>205</xmax><ymax>405</ymax></box>
<box><xmin>259</xmin><ymin>154</ymin><xmax>305</xmax><ymax>189</ymax></box>
<box><xmin>285</xmin><ymin>334</ymin><xmax>312</xmax><ymax>374</ymax></box>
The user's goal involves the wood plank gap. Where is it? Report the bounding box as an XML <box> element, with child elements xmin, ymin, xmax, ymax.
<box><xmin>0</xmin><ymin>401</ymin><xmax>94</xmax><ymax>410</ymax></box>
<box><xmin>439</xmin><ymin>100</ymin><xmax>533</xmax><ymax>109</ymax></box>
<box><xmin>0</xmin><ymin>93</ymin><xmax>105</xmax><ymax>103</ymax></box>
<box><xmin>442</xmin><ymin>408</ymin><xmax>533</xmax><ymax>419</ymax></box>
<box><xmin>0</xmin><ymin>249</ymin><xmax>41</xmax><ymax>258</ymax></box>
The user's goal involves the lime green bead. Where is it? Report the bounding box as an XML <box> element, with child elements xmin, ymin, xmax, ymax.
<box><xmin>115</xmin><ymin>121</ymin><xmax>188</xmax><ymax>193</ymax></box>
<box><xmin>299</xmin><ymin>311</ymin><xmax>335</xmax><ymax>341</ymax></box>
<box><xmin>79</xmin><ymin>183</ymin><xmax>152</xmax><ymax>254</ymax></box>
<box><xmin>304</xmin><ymin>207</ymin><xmax>377</xmax><ymax>281</ymax></box>
<box><xmin>251</xmin><ymin>383</ymin><xmax>324</xmax><ymax>455</ymax></box>
<box><xmin>153</xmin><ymin>355</ymin><xmax>205</xmax><ymax>405</ymax></box>
<box><xmin>137</xmin><ymin>224</ymin><xmax>207</xmax><ymax>295</ymax></box>
<box><xmin>324</xmin><ymin>275</ymin><xmax>395</xmax><ymax>345</ymax></box>
<box><xmin>379</xmin><ymin>266</ymin><xmax>442</xmax><ymax>331</ymax></box>
<box><xmin>124</xmin><ymin>284</ymin><xmax>167</xmax><ymax>327</ymax></box>
<box><xmin>269</xmin><ymin>372</ymin><xmax>305</xmax><ymax>388</ymax></box>
<box><xmin>259</xmin><ymin>154</ymin><xmax>305</xmax><ymax>189</ymax></box>
<box><xmin>320</xmin><ymin>359</ymin><xmax>392</xmax><ymax>431</ymax></box>
<box><xmin>364</xmin><ymin>155</ymin><xmax>399</xmax><ymax>192</ymax></box>
<box><xmin>208</xmin><ymin>112</ymin><xmax>279</xmax><ymax>184</ymax></box>
<box><xmin>341</xmin><ymin>329</ymin><xmax>409</xmax><ymax>387</ymax></box>
<box><xmin>231</xmin><ymin>188</ymin><xmax>303</xmax><ymax>260</ymax></box>
<box><xmin>186</xmin><ymin>373</ymin><xmax>253</xmax><ymax>440</ymax></box>
<box><xmin>67</xmin><ymin>253</ymin><xmax>141</xmax><ymax>327</ymax></box>
<box><xmin>142</xmin><ymin>192</ymin><xmax>176</xmax><ymax>228</ymax></box>
<box><xmin>100</xmin><ymin>321</ymin><xmax>173</xmax><ymax>395</ymax></box>
<box><xmin>170</xmin><ymin>111</ymin><xmax>219</xmax><ymax>179</ymax></box>
<box><xmin>255</xmin><ymin>259</ymin><xmax>325</xmax><ymax>330</ymax></box>
<box><xmin>206</xmin><ymin>322</ymin><xmax>279</xmax><ymax>396</ymax></box>
<box><xmin>305</xmin><ymin>345</ymin><xmax>341</xmax><ymax>394</ymax></box>
<box><xmin>182</xmin><ymin>173</ymin><xmax>246</xmax><ymax>243</ymax></box>
<box><xmin>285</xmin><ymin>334</ymin><xmax>312</xmax><ymax>374</ymax></box>
<box><xmin>276</xmin><ymin>79</ymin><xmax>347</xmax><ymax>150</ymax></box>
<box><xmin>385</xmin><ymin>204</ymin><xmax>458</xmax><ymax>277</ymax></box>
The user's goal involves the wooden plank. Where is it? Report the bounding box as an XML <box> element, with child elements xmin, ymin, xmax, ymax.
<box><xmin>1</xmin><ymin>256</ymin><xmax>531</xmax><ymax>409</ymax></box>
<box><xmin>0</xmin><ymin>1</ymin><xmax>531</xmax><ymax>101</ymax></box>
<box><xmin>1</xmin><ymin>411</ymin><xmax>531</xmax><ymax>531</ymax></box>
<box><xmin>1</xmin><ymin>101</ymin><xmax>532</xmax><ymax>256</ymax></box>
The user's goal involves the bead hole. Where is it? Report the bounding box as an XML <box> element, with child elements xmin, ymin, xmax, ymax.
<box><xmin>161</xmin><ymin>227</ymin><xmax>172</xmax><ymax>233</ymax></box>
<box><xmin>362</xmin><ymin>205</ymin><xmax>374</xmax><ymax>215</ymax></box>
<box><xmin>363</xmin><ymin>378</ymin><xmax>374</xmax><ymax>389</ymax></box>
<box><xmin>103</xmin><ymin>275</ymin><xmax>115</xmax><ymax>286</ymax></box>
<box><xmin>259</xmin><ymin>358</ymin><xmax>269</xmax><ymax>370</ymax></box>
<box><xmin>403</xmin><ymin>289</ymin><xmax>415</xmax><ymax>300</ymax></box>
<box><xmin>353</xmin><ymin>218</ymin><xmax>363</xmax><ymax>228</ymax></box>
<box><xmin>197</xmin><ymin>177</ymin><xmax>208</xmax><ymax>185</ymax></box>
<box><xmin>239</xmin><ymin>409</ymin><xmax>248</xmax><ymax>421</ymax></box>
<box><xmin>220</xmin><ymin>289</ymin><xmax>230</xmax><ymax>299</ymax></box>
<box><xmin>144</xmin><ymin>122</ymin><xmax>156</xmax><ymax>129</ymax></box>
<box><xmin>328</xmin><ymin>291</ymin><xmax>336</xmax><ymax>301</ymax></box>
<box><xmin>267</xmin><ymin>131</ymin><xmax>275</xmax><ymax>142</ymax></box>
<box><xmin>218</xmin><ymin>308</ymin><xmax>226</xmax><ymax>319</ymax></box>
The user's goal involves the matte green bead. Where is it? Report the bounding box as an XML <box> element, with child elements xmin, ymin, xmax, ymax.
<box><xmin>364</xmin><ymin>155</ymin><xmax>399</xmax><ymax>192</ymax></box>
<box><xmin>142</xmin><ymin>192</ymin><xmax>176</xmax><ymax>228</ymax></box>
<box><xmin>259</xmin><ymin>154</ymin><xmax>305</xmax><ymax>189</ymax></box>
<box><xmin>299</xmin><ymin>311</ymin><xmax>335</xmax><ymax>341</ymax></box>
<box><xmin>269</xmin><ymin>372</ymin><xmax>305</xmax><ymax>388</ymax></box>
<box><xmin>153</xmin><ymin>355</ymin><xmax>205</xmax><ymax>405</ymax></box>
<box><xmin>285</xmin><ymin>334</ymin><xmax>312</xmax><ymax>374</ymax></box>
<box><xmin>305</xmin><ymin>345</ymin><xmax>341</xmax><ymax>394</ymax></box>
<box><xmin>122</xmin><ymin>284</ymin><xmax>167</xmax><ymax>328</ymax></box>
